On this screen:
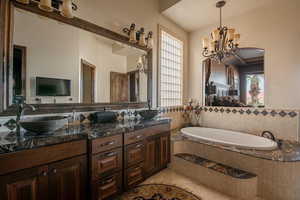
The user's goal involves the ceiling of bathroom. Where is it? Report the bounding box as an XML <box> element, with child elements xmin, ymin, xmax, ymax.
<box><xmin>162</xmin><ymin>0</ymin><xmax>274</xmax><ymax>32</ymax></box>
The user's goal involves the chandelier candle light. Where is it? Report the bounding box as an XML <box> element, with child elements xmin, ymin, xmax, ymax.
<box><xmin>202</xmin><ymin>1</ymin><xmax>241</xmax><ymax>62</ymax></box>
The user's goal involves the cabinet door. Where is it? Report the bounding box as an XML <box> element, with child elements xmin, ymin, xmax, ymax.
<box><xmin>48</xmin><ymin>155</ymin><xmax>87</xmax><ymax>200</ymax></box>
<box><xmin>159</xmin><ymin>134</ymin><xmax>170</xmax><ymax>167</ymax></box>
<box><xmin>0</xmin><ymin>166</ymin><xmax>48</xmax><ymax>200</ymax></box>
<box><xmin>144</xmin><ymin>138</ymin><xmax>158</xmax><ymax>176</ymax></box>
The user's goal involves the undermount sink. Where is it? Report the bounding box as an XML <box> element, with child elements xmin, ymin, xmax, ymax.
<box><xmin>20</xmin><ymin>116</ymin><xmax>68</xmax><ymax>134</ymax></box>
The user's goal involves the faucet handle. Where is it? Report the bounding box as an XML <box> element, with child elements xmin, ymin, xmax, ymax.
<box><xmin>13</xmin><ymin>95</ymin><xmax>26</xmax><ymax>105</ymax></box>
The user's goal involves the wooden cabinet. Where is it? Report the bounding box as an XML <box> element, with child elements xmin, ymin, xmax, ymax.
<box><xmin>0</xmin><ymin>166</ymin><xmax>48</xmax><ymax>200</ymax></box>
<box><xmin>144</xmin><ymin>132</ymin><xmax>170</xmax><ymax>177</ymax></box>
<box><xmin>91</xmin><ymin>173</ymin><xmax>122</xmax><ymax>200</ymax></box>
<box><xmin>0</xmin><ymin>156</ymin><xmax>87</xmax><ymax>200</ymax></box>
<box><xmin>159</xmin><ymin>134</ymin><xmax>170</xmax><ymax>167</ymax></box>
<box><xmin>124</xmin><ymin>163</ymin><xmax>144</xmax><ymax>190</ymax></box>
<box><xmin>125</xmin><ymin>142</ymin><xmax>145</xmax><ymax>168</ymax></box>
<box><xmin>89</xmin><ymin>135</ymin><xmax>123</xmax><ymax>200</ymax></box>
<box><xmin>144</xmin><ymin>138</ymin><xmax>158</xmax><ymax>176</ymax></box>
<box><xmin>91</xmin><ymin>148</ymin><xmax>122</xmax><ymax>180</ymax></box>
<box><xmin>49</xmin><ymin>156</ymin><xmax>87</xmax><ymax>200</ymax></box>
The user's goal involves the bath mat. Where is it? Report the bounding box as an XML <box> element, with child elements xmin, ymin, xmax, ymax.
<box><xmin>119</xmin><ymin>184</ymin><xmax>201</xmax><ymax>200</ymax></box>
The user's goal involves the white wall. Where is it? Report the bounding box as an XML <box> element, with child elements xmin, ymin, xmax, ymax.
<box><xmin>14</xmin><ymin>9</ymin><xmax>80</xmax><ymax>104</ymax></box>
<box><xmin>78</xmin><ymin>31</ymin><xmax>127</xmax><ymax>103</ymax></box>
<box><xmin>189</xmin><ymin>0</ymin><xmax>300</xmax><ymax>109</ymax></box>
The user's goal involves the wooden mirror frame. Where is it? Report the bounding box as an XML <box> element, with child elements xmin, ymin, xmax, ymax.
<box><xmin>0</xmin><ymin>0</ymin><xmax>152</xmax><ymax>115</ymax></box>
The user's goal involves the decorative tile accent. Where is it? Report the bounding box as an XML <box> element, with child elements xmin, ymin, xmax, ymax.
<box><xmin>4</xmin><ymin>119</ymin><xmax>17</xmax><ymax>131</ymax></box>
<box><xmin>288</xmin><ymin>111</ymin><xmax>298</xmax><ymax>118</ymax></box>
<box><xmin>232</xmin><ymin>109</ymin><xmax>237</xmax><ymax>114</ymax></box>
<box><xmin>246</xmin><ymin>109</ymin><xmax>252</xmax><ymax>115</ymax></box>
<box><xmin>253</xmin><ymin>110</ymin><xmax>260</xmax><ymax>115</ymax></box>
<box><xmin>214</xmin><ymin>108</ymin><xmax>219</xmax><ymax>112</ymax></box>
<box><xmin>261</xmin><ymin>110</ymin><xmax>268</xmax><ymax>116</ymax></box>
<box><xmin>239</xmin><ymin>109</ymin><xmax>244</xmax><ymax>115</ymax></box>
<box><xmin>270</xmin><ymin>110</ymin><xmax>277</xmax><ymax>117</ymax></box>
<box><xmin>226</xmin><ymin>108</ymin><xmax>231</xmax><ymax>114</ymax></box>
<box><xmin>279</xmin><ymin>111</ymin><xmax>287</xmax><ymax>117</ymax></box>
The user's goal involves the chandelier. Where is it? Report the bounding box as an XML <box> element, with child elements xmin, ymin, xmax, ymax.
<box><xmin>202</xmin><ymin>1</ymin><xmax>240</xmax><ymax>62</ymax></box>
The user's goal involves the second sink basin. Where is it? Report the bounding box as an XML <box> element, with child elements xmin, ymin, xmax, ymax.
<box><xmin>20</xmin><ymin>116</ymin><xmax>68</xmax><ymax>134</ymax></box>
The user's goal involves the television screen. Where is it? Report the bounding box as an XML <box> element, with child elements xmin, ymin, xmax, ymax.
<box><xmin>36</xmin><ymin>77</ymin><xmax>71</xmax><ymax>96</ymax></box>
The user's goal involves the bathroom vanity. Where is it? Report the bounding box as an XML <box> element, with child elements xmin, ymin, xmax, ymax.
<box><xmin>0</xmin><ymin>118</ymin><xmax>171</xmax><ymax>200</ymax></box>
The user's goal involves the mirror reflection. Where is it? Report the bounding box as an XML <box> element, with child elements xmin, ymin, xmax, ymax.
<box><xmin>12</xmin><ymin>9</ymin><xmax>148</xmax><ymax>105</ymax></box>
<box><xmin>204</xmin><ymin>48</ymin><xmax>265</xmax><ymax>107</ymax></box>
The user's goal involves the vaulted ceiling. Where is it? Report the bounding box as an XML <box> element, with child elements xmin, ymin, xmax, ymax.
<box><xmin>162</xmin><ymin>0</ymin><xmax>274</xmax><ymax>32</ymax></box>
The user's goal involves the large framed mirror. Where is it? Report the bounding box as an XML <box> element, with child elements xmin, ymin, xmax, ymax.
<box><xmin>203</xmin><ymin>47</ymin><xmax>265</xmax><ymax>107</ymax></box>
<box><xmin>0</xmin><ymin>0</ymin><xmax>152</xmax><ymax>115</ymax></box>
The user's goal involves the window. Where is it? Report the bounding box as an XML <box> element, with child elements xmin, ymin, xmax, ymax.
<box><xmin>159</xmin><ymin>28</ymin><xmax>183</xmax><ymax>107</ymax></box>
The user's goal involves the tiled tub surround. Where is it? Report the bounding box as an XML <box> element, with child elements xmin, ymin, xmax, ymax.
<box><xmin>172</xmin><ymin>135</ymin><xmax>300</xmax><ymax>200</ymax></box>
<box><xmin>0</xmin><ymin>117</ymin><xmax>171</xmax><ymax>154</ymax></box>
<box><xmin>193</xmin><ymin>107</ymin><xmax>300</xmax><ymax>142</ymax></box>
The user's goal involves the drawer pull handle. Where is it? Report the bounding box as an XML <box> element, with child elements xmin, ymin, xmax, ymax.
<box><xmin>101</xmin><ymin>141</ymin><xmax>115</xmax><ymax>147</ymax></box>
<box><xmin>52</xmin><ymin>169</ymin><xmax>57</xmax><ymax>174</ymax></box>
<box><xmin>105</xmin><ymin>152</ymin><xmax>117</xmax><ymax>157</ymax></box>
<box><xmin>135</xmin><ymin>144</ymin><xmax>143</xmax><ymax>148</ymax></box>
<box><xmin>41</xmin><ymin>171</ymin><xmax>48</xmax><ymax>176</ymax></box>
<box><xmin>135</xmin><ymin>135</ymin><xmax>142</xmax><ymax>139</ymax></box>
<box><xmin>102</xmin><ymin>177</ymin><xmax>114</xmax><ymax>184</ymax></box>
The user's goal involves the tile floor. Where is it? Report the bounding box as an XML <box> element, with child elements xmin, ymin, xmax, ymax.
<box><xmin>142</xmin><ymin>168</ymin><xmax>264</xmax><ymax>200</ymax></box>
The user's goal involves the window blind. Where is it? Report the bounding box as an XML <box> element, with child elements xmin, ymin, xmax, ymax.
<box><xmin>159</xmin><ymin>30</ymin><xmax>183</xmax><ymax>107</ymax></box>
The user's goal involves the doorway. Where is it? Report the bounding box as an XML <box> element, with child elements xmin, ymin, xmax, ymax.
<box><xmin>81</xmin><ymin>59</ymin><xmax>95</xmax><ymax>104</ymax></box>
<box><xmin>13</xmin><ymin>45</ymin><xmax>27</xmax><ymax>97</ymax></box>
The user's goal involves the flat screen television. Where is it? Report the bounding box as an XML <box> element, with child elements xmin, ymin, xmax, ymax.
<box><xmin>36</xmin><ymin>77</ymin><xmax>71</xmax><ymax>96</ymax></box>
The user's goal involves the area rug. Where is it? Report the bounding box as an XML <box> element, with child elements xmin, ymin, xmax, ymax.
<box><xmin>119</xmin><ymin>184</ymin><xmax>201</xmax><ymax>200</ymax></box>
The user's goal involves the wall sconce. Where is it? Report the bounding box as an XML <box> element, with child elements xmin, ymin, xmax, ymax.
<box><xmin>60</xmin><ymin>0</ymin><xmax>73</xmax><ymax>18</ymax></box>
<box><xmin>146</xmin><ymin>31</ymin><xmax>153</xmax><ymax>49</ymax></box>
<box><xmin>16</xmin><ymin>0</ymin><xmax>30</xmax><ymax>4</ymax></box>
<box><xmin>138</xmin><ymin>28</ymin><xmax>147</xmax><ymax>47</ymax></box>
<box><xmin>137</xmin><ymin>54</ymin><xmax>148</xmax><ymax>74</ymax></box>
<box><xmin>38</xmin><ymin>0</ymin><xmax>53</xmax><ymax>12</ymax></box>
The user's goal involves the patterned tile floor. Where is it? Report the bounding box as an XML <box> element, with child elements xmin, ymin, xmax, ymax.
<box><xmin>142</xmin><ymin>168</ymin><xmax>264</xmax><ymax>200</ymax></box>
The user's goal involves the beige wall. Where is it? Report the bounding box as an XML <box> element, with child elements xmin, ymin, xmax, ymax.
<box><xmin>74</xmin><ymin>0</ymin><xmax>189</xmax><ymax>107</ymax></box>
<box><xmin>189</xmin><ymin>0</ymin><xmax>300</xmax><ymax>109</ymax></box>
<box><xmin>14</xmin><ymin>9</ymin><xmax>153</xmax><ymax>104</ymax></box>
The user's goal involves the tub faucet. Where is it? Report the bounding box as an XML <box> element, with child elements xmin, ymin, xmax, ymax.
<box><xmin>261</xmin><ymin>131</ymin><xmax>276</xmax><ymax>141</ymax></box>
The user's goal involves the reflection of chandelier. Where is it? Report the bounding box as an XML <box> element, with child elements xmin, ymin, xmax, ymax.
<box><xmin>202</xmin><ymin>1</ymin><xmax>241</xmax><ymax>62</ymax></box>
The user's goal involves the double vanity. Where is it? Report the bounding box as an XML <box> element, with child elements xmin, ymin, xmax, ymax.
<box><xmin>0</xmin><ymin>118</ymin><xmax>171</xmax><ymax>200</ymax></box>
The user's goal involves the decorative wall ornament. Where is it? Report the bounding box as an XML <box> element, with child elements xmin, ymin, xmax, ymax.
<box><xmin>16</xmin><ymin>0</ymin><xmax>78</xmax><ymax>18</ymax></box>
<box><xmin>138</xmin><ymin>28</ymin><xmax>147</xmax><ymax>47</ymax></box>
<box><xmin>123</xmin><ymin>23</ymin><xmax>137</xmax><ymax>43</ymax></box>
<box><xmin>202</xmin><ymin>1</ymin><xmax>241</xmax><ymax>62</ymax></box>
<box><xmin>123</xmin><ymin>24</ymin><xmax>152</xmax><ymax>48</ymax></box>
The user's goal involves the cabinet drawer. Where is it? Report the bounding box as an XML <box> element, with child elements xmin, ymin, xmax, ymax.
<box><xmin>125</xmin><ymin>142</ymin><xmax>145</xmax><ymax>168</ymax></box>
<box><xmin>125</xmin><ymin>163</ymin><xmax>144</xmax><ymax>190</ymax></box>
<box><xmin>124</xmin><ymin>131</ymin><xmax>146</xmax><ymax>145</ymax></box>
<box><xmin>91</xmin><ymin>148</ymin><xmax>122</xmax><ymax>180</ymax></box>
<box><xmin>92</xmin><ymin>172</ymin><xmax>122</xmax><ymax>200</ymax></box>
<box><xmin>91</xmin><ymin>134</ymin><xmax>122</xmax><ymax>154</ymax></box>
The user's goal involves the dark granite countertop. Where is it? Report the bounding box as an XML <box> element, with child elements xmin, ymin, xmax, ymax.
<box><xmin>0</xmin><ymin>117</ymin><xmax>171</xmax><ymax>155</ymax></box>
<box><xmin>172</xmin><ymin>132</ymin><xmax>300</xmax><ymax>162</ymax></box>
